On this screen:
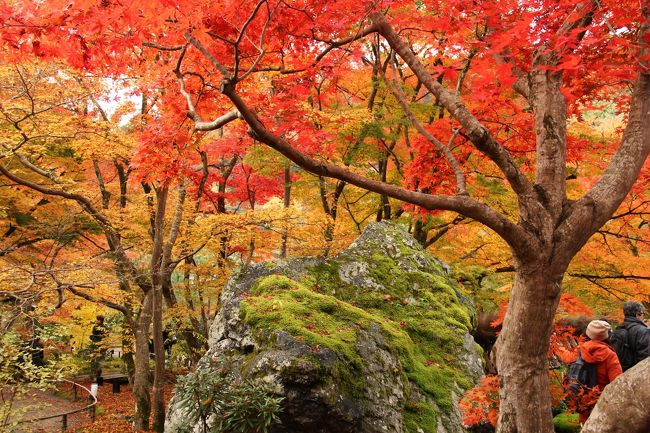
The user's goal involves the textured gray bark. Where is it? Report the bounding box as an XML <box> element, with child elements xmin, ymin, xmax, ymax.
<box><xmin>133</xmin><ymin>291</ymin><xmax>153</xmax><ymax>431</ymax></box>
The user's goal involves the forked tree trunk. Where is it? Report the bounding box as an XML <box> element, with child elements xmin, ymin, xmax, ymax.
<box><xmin>220</xmin><ymin>11</ymin><xmax>649</xmax><ymax>433</ymax></box>
<box><xmin>495</xmin><ymin>260</ymin><xmax>565</xmax><ymax>433</ymax></box>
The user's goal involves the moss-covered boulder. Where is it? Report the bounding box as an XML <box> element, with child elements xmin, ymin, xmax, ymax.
<box><xmin>167</xmin><ymin>221</ymin><xmax>483</xmax><ymax>433</ymax></box>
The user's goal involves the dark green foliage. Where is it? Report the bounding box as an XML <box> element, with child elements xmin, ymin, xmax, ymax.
<box><xmin>171</xmin><ymin>363</ymin><xmax>283</xmax><ymax>433</ymax></box>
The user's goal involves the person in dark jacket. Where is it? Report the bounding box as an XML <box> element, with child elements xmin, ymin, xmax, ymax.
<box><xmin>614</xmin><ymin>301</ymin><xmax>650</xmax><ymax>370</ymax></box>
<box><xmin>90</xmin><ymin>315</ymin><xmax>107</xmax><ymax>344</ymax></box>
<box><xmin>89</xmin><ymin>315</ymin><xmax>107</xmax><ymax>379</ymax></box>
<box><xmin>578</xmin><ymin>320</ymin><xmax>622</xmax><ymax>424</ymax></box>
<box><xmin>30</xmin><ymin>337</ymin><xmax>45</xmax><ymax>367</ymax></box>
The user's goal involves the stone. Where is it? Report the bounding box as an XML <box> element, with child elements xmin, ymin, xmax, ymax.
<box><xmin>581</xmin><ymin>357</ymin><xmax>650</xmax><ymax>433</ymax></box>
<box><xmin>166</xmin><ymin>221</ymin><xmax>483</xmax><ymax>433</ymax></box>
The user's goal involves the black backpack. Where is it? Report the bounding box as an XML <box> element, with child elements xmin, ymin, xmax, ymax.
<box><xmin>609</xmin><ymin>327</ymin><xmax>635</xmax><ymax>371</ymax></box>
<box><xmin>564</xmin><ymin>352</ymin><xmax>597</xmax><ymax>397</ymax></box>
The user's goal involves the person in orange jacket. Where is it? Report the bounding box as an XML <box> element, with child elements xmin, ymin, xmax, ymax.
<box><xmin>578</xmin><ymin>320</ymin><xmax>623</xmax><ymax>424</ymax></box>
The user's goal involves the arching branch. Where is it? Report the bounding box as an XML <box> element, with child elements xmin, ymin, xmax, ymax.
<box><xmin>369</xmin><ymin>12</ymin><xmax>533</xmax><ymax>199</ymax></box>
<box><xmin>556</xmin><ymin>20</ymin><xmax>650</xmax><ymax>261</ymax></box>
<box><xmin>0</xmin><ymin>164</ymin><xmax>150</xmax><ymax>291</ymax></box>
<box><xmin>219</xmin><ymin>82</ymin><xmax>531</xmax><ymax>251</ymax></box>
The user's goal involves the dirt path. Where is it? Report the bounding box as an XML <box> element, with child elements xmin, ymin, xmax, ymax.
<box><xmin>6</xmin><ymin>386</ymin><xmax>94</xmax><ymax>432</ymax></box>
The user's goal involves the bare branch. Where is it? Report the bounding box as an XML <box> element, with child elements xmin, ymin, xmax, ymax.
<box><xmin>142</xmin><ymin>42</ymin><xmax>185</xmax><ymax>51</ymax></box>
<box><xmin>75</xmin><ymin>77</ymin><xmax>109</xmax><ymax>122</ymax></box>
<box><xmin>64</xmin><ymin>283</ymin><xmax>132</xmax><ymax>318</ymax></box>
<box><xmin>184</xmin><ymin>32</ymin><xmax>232</xmax><ymax>79</ymax></box>
<box><xmin>194</xmin><ymin>110</ymin><xmax>241</xmax><ymax>131</ymax></box>
<box><xmin>16</xmin><ymin>152</ymin><xmax>61</xmax><ymax>183</ymax></box>
<box><xmin>0</xmin><ymin>164</ymin><xmax>150</xmax><ymax>291</ymax></box>
<box><xmin>163</xmin><ymin>181</ymin><xmax>187</xmax><ymax>272</ymax></box>
<box><xmin>239</xmin><ymin>1</ymin><xmax>282</xmax><ymax>82</ymax></box>
<box><xmin>455</xmin><ymin>49</ymin><xmax>476</xmax><ymax>97</ymax></box>
<box><xmin>423</xmin><ymin>215</ymin><xmax>466</xmax><ymax>249</ymax></box>
<box><xmin>314</xmin><ymin>24</ymin><xmax>379</xmax><ymax>64</ymax></box>
<box><xmin>236</xmin><ymin>1</ymin><xmax>267</xmax><ymax>45</ymax></box>
<box><xmin>557</xmin><ymin>20</ymin><xmax>650</xmax><ymax>258</ymax></box>
<box><xmin>596</xmin><ymin>229</ymin><xmax>650</xmax><ymax>245</ymax></box>
<box><xmin>173</xmin><ymin>45</ymin><xmax>241</xmax><ymax>131</ymax></box>
<box><xmin>568</xmin><ymin>272</ymin><xmax>650</xmax><ymax>281</ymax></box>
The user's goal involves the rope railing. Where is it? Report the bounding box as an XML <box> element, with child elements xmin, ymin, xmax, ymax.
<box><xmin>16</xmin><ymin>379</ymin><xmax>98</xmax><ymax>432</ymax></box>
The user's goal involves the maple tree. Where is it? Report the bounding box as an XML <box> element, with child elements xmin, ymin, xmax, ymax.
<box><xmin>1</xmin><ymin>1</ymin><xmax>649</xmax><ymax>432</ymax></box>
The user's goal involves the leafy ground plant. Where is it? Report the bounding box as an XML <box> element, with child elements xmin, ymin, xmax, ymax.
<box><xmin>171</xmin><ymin>363</ymin><xmax>283</xmax><ymax>433</ymax></box>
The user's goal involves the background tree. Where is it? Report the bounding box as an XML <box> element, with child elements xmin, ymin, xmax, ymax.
<box><xmin>0</xmin><ymin>59</ymin><xmax>298</xmax><ymax>431</ymax></box>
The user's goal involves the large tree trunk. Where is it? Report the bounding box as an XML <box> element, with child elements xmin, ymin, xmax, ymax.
<box><xmin>221</xmin><ymin>11</ymin><xmax>649</xmax><ymax>433</ymax></box>
<box><xmin>133</xmin><ymin>291</ymin><xmax>153</xmax><ymax>431</ymax></box>
<box><xmin>581</xmin><ymin>358</ymin><xmax>650</xmax><ymax>433</ymax></box>
<box><xmin>495</xmin><ymin>260</ymin><xmax>564</xmax><ymax>433</ymax></box>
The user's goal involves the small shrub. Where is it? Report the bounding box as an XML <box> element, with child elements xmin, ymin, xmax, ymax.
<box><xmin>171</xmin><ymin>363</ymin><xmax>283</xmax><ymax>433</ymax></box>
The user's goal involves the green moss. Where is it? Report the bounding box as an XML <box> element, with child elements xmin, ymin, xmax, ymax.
<box><xmin>239</xmin><ymin>240</ymin><xmax>476</xmax><ymax>433</ymax></box>
<box><xmin>243</xmin><ymin>278</ymin><xmax>369</xmax><ymax>397</ymax></box>
<box><xmin>403</xmin><ymin>400</ymin><xmax>439</xmax><ymax>433</ymax></box>
<box><xmin>303</xmin><ymin>262</ymin><xmax>344</xmax><ymax>292</ymax></box>
<box><xmin>553</xmin><ymin>412</ymin><xmax>580</xmax><ymax>433</ymax></box>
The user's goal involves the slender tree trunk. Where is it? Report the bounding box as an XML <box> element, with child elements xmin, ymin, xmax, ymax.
<box><xmin>178</xmin><ymin>263</ymin><xmax>208</xmax><ymax>362</ymax></box>
<box><xmin>411</xmin><ymin>218</ymin><xmax>427</xmax><ymax>245</ymax></box>
<box><xmin>319</xmin><ymin>177</ymin><xmax>346</xmax><ymax>257</ymax></box>
<box><xmin>114</xmin><ymin>159</ymin><xmax>129</xmax><ymax>208</ymax></box>
<box><xmin>151</xmin><ymin>187</ymin><xmax>168</xmax><ymax>433</ymax></box>
<box><xmin>197</xmin><ymin>287</ymin><xmax>209</xmax><ymax>336</ymax></box>
<box><xmin>495</xmin><ymin>258</ymin><xmax>565</xmax><ymax>433</ymax></box>
<box><xmin>280</xmin><ymin>160</ymin><xmax>291</xmax><ymax>258</ymax></box>
<box><xmin>92</xmin><ymin>160</ymin><xmax>111</xmax><ymax>209</ymax></box>
<box><xmin>133</xmin><ymin>291</ymin><xmax>153</xmax><ymax>431</ymax></box>
<box><xmin>168</xmin><ymin>269</ymin><xmax>205</xmax><ymax>363</ymax></box>
<box><xmin>121</xmin><ymin>319</ymin><xmax>136</xmax><ymax>386</ymax></box>
<box><xmin>123</xmin><ymin>337</ymin><xmax>135</xmax><ymax>386</ymax></box>
<box><xmin>376</xmin><ymin>153</ymin><xmax>390</xmax><ymax>221</ymax></box>
<box><xmin>245</xmin><ymin>236</ymin><xmax>256</xmax><ymax>267</ymax></box>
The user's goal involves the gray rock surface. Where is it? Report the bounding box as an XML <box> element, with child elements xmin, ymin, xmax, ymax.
<box><xmin>166</xmin><ymin>221</ymin><xmax>483</xmax><ymax>433</ymax></box>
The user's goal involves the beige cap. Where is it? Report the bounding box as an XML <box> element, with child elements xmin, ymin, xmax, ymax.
<box><xmin>586</xmin><ymin>320</ymin><xmax>611</xmax><ymax>341</ymax></box>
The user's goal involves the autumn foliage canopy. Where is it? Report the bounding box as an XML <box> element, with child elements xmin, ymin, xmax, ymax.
<box><xmin>1</xmin><ymin>0</ymin><xmax>647</xmax><ymax>191</ymax></box>
<box><xmin>1</xmin><ymin>0</ymin><xmax>648</xmax><ymax>432</ymax></box>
